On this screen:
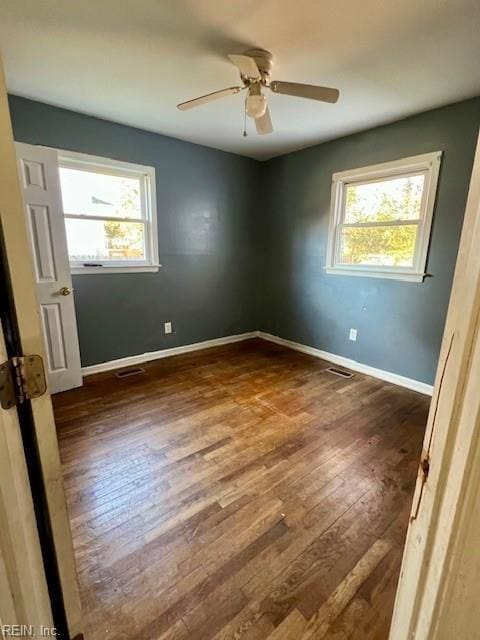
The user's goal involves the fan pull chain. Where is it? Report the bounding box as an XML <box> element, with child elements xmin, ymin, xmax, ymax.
<box><xmin>243</xmin><ymin>98</ymin><xmax>248</xmax><ymax>137</ymax></box>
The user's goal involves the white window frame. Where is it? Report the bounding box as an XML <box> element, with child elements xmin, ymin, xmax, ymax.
<box><xmin>57</xmin><ymin>150</ymin><xmax>160</xmax><ymax>274</ymax></box>
<box><xmin>325</xmin><ymin>151</ymin><xmax>442</xmax><ymax>282</ymax></box>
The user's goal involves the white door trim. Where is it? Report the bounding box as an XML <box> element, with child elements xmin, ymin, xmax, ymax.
<box><xmin>390</xmin><ymin>130</ymin><xmax>480</xmax><ymax>638</ymax></box>
<box><xmin>0</xmin><ymin>57</ymin><xmax>83</xmax><ymax>637</ymax></box>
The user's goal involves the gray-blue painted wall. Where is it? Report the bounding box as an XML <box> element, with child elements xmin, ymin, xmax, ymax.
<box><xmin>9</xmin><ymin>95</ymin><xmax>260</xmax><ymax>366</ymax></box>
<box><xmin>258</xmin><ymin>98</ymin><xmax>480</xmax><ymax>384</ymax></box>
<box><xmin>8</xmin><ymin>95</ymin><xmax>480</xmax><ymax>382</ymax></box>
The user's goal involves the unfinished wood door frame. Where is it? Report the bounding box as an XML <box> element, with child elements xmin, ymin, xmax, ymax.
<box><xmin>0</xmin><ymin>56</ymin><xmax>82</xmax><ymax>637</ymax></box>
<box><xmin>0</xmin><ymin>324</ymin><xmax>53</xmax><ymax>632</ymax></box>
<box><xmin>390</xmin><ymin>129</ymin><xmax>480</xmax><ymax>638</ymax></box>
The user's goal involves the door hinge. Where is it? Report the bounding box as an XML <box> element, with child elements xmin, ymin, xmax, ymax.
<box><xmin>0</xmin><ymin>355</ymin><xmax>47</xmax><ymax>409</ymax></box>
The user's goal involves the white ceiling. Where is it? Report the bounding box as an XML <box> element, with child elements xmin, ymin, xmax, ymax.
<box><xmin>1</xmin><ymin>0</ymin><xmax>479</xmax><ymax>160</ymax></box>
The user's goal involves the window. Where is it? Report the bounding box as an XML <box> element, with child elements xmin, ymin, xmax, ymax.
<box><xmin>58</xmin><ymin>151</ymin><xmax>159</xmax><ymax>274</ymax></box>
<box><xmin>326</xmin><ymin>152</ymin><xmax>442</xmax><ymax>282</ymax></box>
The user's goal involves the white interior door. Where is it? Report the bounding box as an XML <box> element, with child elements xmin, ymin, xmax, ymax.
<box><xmin>15</xmin><ymin>142</ymin><xmax>82</xmax><ymax>394</ymax></box>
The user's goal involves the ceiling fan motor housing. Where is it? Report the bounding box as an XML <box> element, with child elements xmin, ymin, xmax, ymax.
<box><xmin>242</xmin><ymin>48</ymin><xmax>273</xmax><ymax>85</ymax></box>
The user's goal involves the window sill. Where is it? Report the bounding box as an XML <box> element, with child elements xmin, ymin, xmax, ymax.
<box><xmin>71</xmin><ymin>264</ymin><xmax>161</xmax><ymax>275</ymax></box>
<box><xmin>325</xmin><ymin>267</ymin><xmax>426</xmax><ymax>283</ymax></box>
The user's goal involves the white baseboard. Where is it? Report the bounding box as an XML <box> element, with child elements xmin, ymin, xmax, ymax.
<box><xmin>257</xmin><ymin>331</ymin><xmax>434</xmax><ymax>396</ymax></box>
<box><xmin>82</xmin><ymin>328</ymin><xmax>433</xmax><ymax>396</ymax></box>
<box><xmin>81</xmin><ymin>331</ymin><xmax>258</xmax><ymax>376</ymax></box>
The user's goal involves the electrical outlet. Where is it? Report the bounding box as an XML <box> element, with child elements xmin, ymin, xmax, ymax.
<box><xmin>349</xmin><ymin>328</ymin><xmax>357</xmax><ymax>341</ymax></box>
<box><xmin>164</xmin><ymin>322</ymin><xmax>172</xmax><ymax>335</ymax></box>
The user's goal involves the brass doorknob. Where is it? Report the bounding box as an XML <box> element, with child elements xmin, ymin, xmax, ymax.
<box><xmin>59</xmin><ymin>286</ymin><xmax>73</xmax><ymax>296</ymax></box>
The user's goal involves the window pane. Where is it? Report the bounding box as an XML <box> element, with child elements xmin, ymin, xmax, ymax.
<box><xmin>339</xmin><ymin>224</ymin><xmax>417</xmax><ymax>267</ymax></box>
<box><xmin>65</xmin><ymin>218</ymin><xmax>146</xmax><ymax>262</ymax></box>
<box><xmin>345</xmin><ymin>174</ymin><xmax>425</xmax><ymax>223</ymax></box>
<box><xmin>59</xmin><ymin>167</ymin><xmax>142</xmax><ymax>219</ymax></box>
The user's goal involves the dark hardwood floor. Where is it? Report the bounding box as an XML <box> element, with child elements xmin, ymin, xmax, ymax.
<box><xmin>53</xmin><ymin>338</ymin><xmax>429</xmax><ymax>640</ymax></box>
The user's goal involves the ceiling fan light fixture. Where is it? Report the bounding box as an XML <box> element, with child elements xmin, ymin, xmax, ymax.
<box><xmin>246</xmin><ymin>92</ymin><xmax>267</xmax><ymax>119</ymax></box>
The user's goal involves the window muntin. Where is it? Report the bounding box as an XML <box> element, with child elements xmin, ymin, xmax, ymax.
<box><xmin>326</xmin><ymin>153</ymin><xmax>441</xmax><ymax>282</ymax></box>
<box><xmin>58</xmin><ymin>152</ymin><xmax>158</xmax><ymax>272</ymax></box>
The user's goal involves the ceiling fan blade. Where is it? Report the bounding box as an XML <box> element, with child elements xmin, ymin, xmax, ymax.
<box><xmin>228</xmin><ymin>54</ymin><xmax>261</xmax><ymax>79</ymax></box>
<box><xmin>270</xmin><ymin>81</ymin><xmax>339</xmax><ymax>103</ymax></box>
<box><xmin>255</xmin><ymin>107</ymin><xmax>273</xmax><ymax>135</ymax></box>
<box><xmin>177</xmin><ymin>86</ymin><xmax>241</xmax><ymax>110</ymax></box>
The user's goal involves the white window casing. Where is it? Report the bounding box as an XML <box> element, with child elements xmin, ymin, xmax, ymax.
<box><xmin>58</xmin><ymin>150</ymin><xmax>159</xmax><ymax>274</ymax></box>
<box><xmin>325</xmin><ymin>152</ymin><xmax>442</xmax><ymax>282</ymax></box>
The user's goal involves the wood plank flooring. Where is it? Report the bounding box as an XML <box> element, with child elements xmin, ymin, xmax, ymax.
<box><xmin>53</xmin><ymin>338</ymin><xmax>429</xmax><ymax>640</ymax></box>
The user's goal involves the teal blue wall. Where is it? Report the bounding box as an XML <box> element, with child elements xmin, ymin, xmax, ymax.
<box><xmin>9</xmin><ymin>95</ymin><xmax>260</xmax><ymax>367</ymax></box>
<box><xmin>9</xmin><ymin>95</ymin><xmax>480</xmax><ymax>382</ymax></box>
<box><xmin>258</xmin><ymin>98</ymin><xmax>480</xmax><ymax>384</ymax></box>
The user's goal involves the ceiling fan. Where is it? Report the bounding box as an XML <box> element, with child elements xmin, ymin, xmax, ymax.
<box><xmin>177</xmin><ymin>49</ymin><xmax>339</xmax><ymax>136</ymax></box>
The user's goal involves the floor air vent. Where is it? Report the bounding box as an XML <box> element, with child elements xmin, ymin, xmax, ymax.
<box><xmin>115</xmin><ymin>367</ymin><xmax>146</xmax><ymax>379</ymax></box>
<box><xmin>325</xmin><ymin>366</ymin><xmax>354</xmax><ymax>379</ymax></box>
